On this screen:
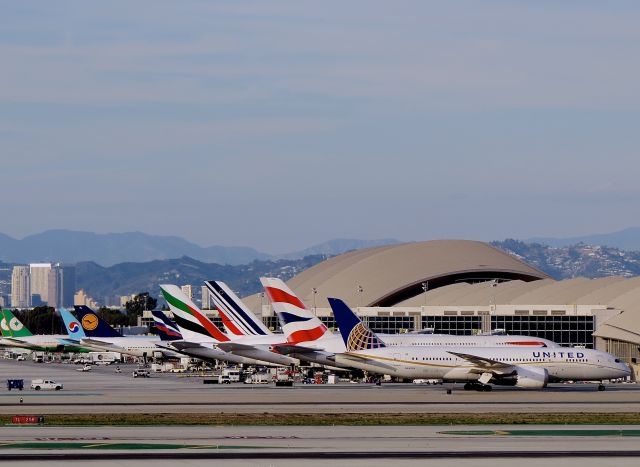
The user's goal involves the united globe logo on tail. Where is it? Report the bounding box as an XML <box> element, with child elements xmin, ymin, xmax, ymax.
<box><xmin>347</xmin><ymin>322</ymin><xmax>386</xmax><ymax>351</ymax></box>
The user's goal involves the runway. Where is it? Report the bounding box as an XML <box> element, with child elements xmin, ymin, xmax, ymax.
<box><xmin>0</xmin><ymin>425</ymin><xmax>639</xmax><ymax>464</ymax></box>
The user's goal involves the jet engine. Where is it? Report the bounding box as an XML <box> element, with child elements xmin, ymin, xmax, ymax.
<box><xmin>514</xmin><ymin>366</ymin><xmax>548</xmax><ymax>388</ymax></box>
<box><xmin>491</xmin><ymin>366</ymin><xmax>549</xmax><ymax>388</ymax></box>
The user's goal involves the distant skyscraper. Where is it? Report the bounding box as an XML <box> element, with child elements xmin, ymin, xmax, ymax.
<box><xmin>11</xmin><ymin>265</ymin><xmax>31</xmax><ymax>308</ymax></box>
<box><xmin>30</xmin><ymin>263</ymin><xmax>52</xmax><ymax>304</ymax></box>
<box><xmin>201</xmin><ymin>285</ymin><xmax>210</xmax><ymax>309</ymax></box>
<box><xmin>59</xmin><ymin>264</ymin><xmax>76</xmax><ymax>307</ymax></box>
<box><xmin>181</xmin><ymin>285</ymin><xmax>193</xmax><ymax>301</ymax></box>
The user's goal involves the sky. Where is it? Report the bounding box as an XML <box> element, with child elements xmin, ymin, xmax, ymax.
<box><xmin>1</xmin><ymin>1</ymin><xmax>639</xmax><ymax>254</ymax></box>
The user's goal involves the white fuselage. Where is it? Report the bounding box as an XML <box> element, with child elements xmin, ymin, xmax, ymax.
<box><xmin>80</xmin><ymin>336</ymin><xmax>182</xmax><ymax>358</ymax></box>
<box><xmin>335</xmin><ymin>346</ymin><xmax>630</xmax><ymax>384</ymax></box>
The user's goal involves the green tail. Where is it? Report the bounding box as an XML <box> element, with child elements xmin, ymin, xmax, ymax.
<box><xmin>1</xmin><ymin>309</ymin><xmax>34</xmax><ymax>337</ymax></box>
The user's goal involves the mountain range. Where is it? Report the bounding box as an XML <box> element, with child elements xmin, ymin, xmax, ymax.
<box><xmin>0</xmin><ymin>230</ymin><xmax>399</xmax><ymax>266</ymax></box>
<box><xmin>527</xmin><ymin>227</ymin><xmax>640</xmax><ymax>251</ymax></box>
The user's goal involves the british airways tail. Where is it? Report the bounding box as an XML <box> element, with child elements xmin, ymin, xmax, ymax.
<box><xmin>74</xmin><ymin>306</ymin><xmax>122</xmax><ymax>337</ymax></box>
<box><xmin>260</xmin><ymin>277</ymin><xmax>328</xmax><ymax>344</ymax></box>
<box><xmin>59</xmin><ymin>308</ymin><xmax>86</xmax><ymax>339</ymax></box>
<box><xmin>152</xmin><ymin>310</ymin><xmax>182</xmax><ymax>341</ymax></box>
<box><xmin>328</xmin><ymin>298</ymin><xmax>386</xmax><ymax>351</ymax></box>
<box><xmin>204</xmin><ymin>280</ymin><xmax>271</xmax><ymax>336</ymax></box>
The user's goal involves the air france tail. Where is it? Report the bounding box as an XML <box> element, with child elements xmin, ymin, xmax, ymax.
<box><xmin>260</xmin><ymin>277</ymin><xmax>328</xmax><ymax>343</ymax></box>
<box><xmin>59</xmin><ymin>308</ymin><xmax>86</xmax><ymax>339</ymax></box>
<box><xmin>328</xmin><ymin>298</ymin><xmax>386</xmax><ymax>351</ymax></box>
<box><xmin>204</xmin><ymin>280</ymin><xmax>271</xmax><ymax>336</ymax></box>
<box><xmin>152</xmin><ymin>310</ymin><xmax>182</xmax><ymax>341</ymax></box>
<box><xmin>74</xmin><ymin>306</ymin><xmax>122</xmax><ymax>337</ymax></box>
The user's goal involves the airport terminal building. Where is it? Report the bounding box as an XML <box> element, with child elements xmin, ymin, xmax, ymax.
<box><xmin>150</xmin><ymin>240</ymin><xmax>640</xmax><ymax>366</ymax></box>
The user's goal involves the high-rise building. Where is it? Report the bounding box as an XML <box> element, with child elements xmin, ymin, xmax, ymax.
<box><xmin>181</xmin><ymin>285</ymin><xmax>193</xmax><ymax>301</ymax></box>
<box><xmin>30</xmin><ymin>263</ymin><xmax>52</xmax><ymax>305</ymax></box>
<box><xmin>74</xmin><ymin>289</ymin><xmax>98</xmax><ymax>309</ymax></box>
<box><xmin>201</xmin><ymin>285</ymin><xmax>210</xmax><ymax>309</ymax></box>
<box><xmin>11</xmin><ymin>265</ymin><xmax>31</xmax><ymax>308</ymax></box>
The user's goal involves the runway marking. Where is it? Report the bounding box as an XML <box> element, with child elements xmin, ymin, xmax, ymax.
<box><xmin>0</xmin><ymin>393</ymin><xmax>103</xmax><ymax>397</ymax></box>
<box><xmin>0</xmin><ymin>442</ymin><xmax>273</xmax><ymax>450</ymax></box>
<box><xmin>440</xmin><ymin>429</ymin><xmax>640</xmax><ymax>437</ymax></box>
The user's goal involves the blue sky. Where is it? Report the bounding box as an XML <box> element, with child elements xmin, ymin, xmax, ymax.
<box><xmin>1</xmin><ymin>1</ymin><xmax>639</xmax><ymax>253</ymax></box>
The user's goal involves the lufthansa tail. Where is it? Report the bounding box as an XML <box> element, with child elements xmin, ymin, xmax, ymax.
<box><xmin>74</xmin><ymin>306</ymin><xmax>122</xmax><ymax>337</ymax></box>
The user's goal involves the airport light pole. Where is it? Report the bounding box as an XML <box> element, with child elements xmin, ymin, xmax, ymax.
<box><xmin>312</xmin><ymin>288</ymin><xmax>317</xmax><ymax>316</ymax></box>
<box><xmin>421</xmin><ymin>281</ymin><xmax>429</xmax><ymax>306</ymax></box>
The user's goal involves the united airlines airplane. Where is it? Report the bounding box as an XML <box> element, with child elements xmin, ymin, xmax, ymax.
<box><xmin>329</xmin><ymin>298</ymin><xmax>630</xmax><ymax>391</ymax></box>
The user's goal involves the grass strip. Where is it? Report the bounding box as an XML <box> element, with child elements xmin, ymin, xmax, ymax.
<box><xmin>3</xmin><ymin>412</ymin><xmax>640</xmax><ymax>426</ymax></box>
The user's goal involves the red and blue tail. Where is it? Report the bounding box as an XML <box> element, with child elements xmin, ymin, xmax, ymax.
<box><xmin>260</xmin><ymin>277</ymin><xmax>328</xmax><ymax>344</ymax></box>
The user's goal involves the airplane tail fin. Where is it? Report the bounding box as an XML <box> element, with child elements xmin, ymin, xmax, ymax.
<box><xmin>217</xmin><ymin>306</ymin><xmax>245</xmax><ymax>337</ymax></box>
<box><xmin>151</xmin><ymin>310</ymin><xmax>182</xmax><ymax>341</ymax></box>
<box><xmin>74</xmin><ymin>306</ymin><xmax>122</xmax><ymax>337</ymax></box>
<box><xmin>59</xmin><ymin>308</ymin><xmax>86</xmax><ymax>339</ymax></box>
<box><xmin>328</xmin><ymin>298</ymin><xmax>386</xmax><ymax>351</ymax></box>
<box><xmin>205</xmin><ymin>280</ymin><xmax>271</xmax><ymax>336</ymax></box>
<box><xmin>1</xmin><ymin>309</ymin><xmax>33</xmax><ymax>337</ymax></box>
<box><xmin>260</xmin><ymin>277</ymin><xmax>328</xmax><ymax>344</ymax></box>
<box><xmin>159</xmin><ymin>284</ymin><xmax>229</xmax><ymax>342</ymax></box>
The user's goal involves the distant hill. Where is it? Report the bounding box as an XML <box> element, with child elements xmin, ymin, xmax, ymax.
<box><xmin>275</xmin><ymin>238</ymin><xmax>400</xmax><ymax>260</ymax></box>
<box><xmin>492</xmin><ymin>239</ymin><xmax>640</xmax><ymax>279</ymax></box>
<box><xmin>75</xmin><ymin>255</ymin><xmax>328</xmax><ymax>304</ymax></box>
<box><xmin>528</xmin><ymin>227</ymin><xmax>640</xmax><ymax>251</ymax></box>
<box><xmin>0</xmin><ymin>230</ymin><xmax>400</xmax><ymax>267</ymax></box>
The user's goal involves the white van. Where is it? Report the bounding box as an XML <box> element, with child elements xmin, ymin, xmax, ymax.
<box><xmin>30</xmin><ymin>379</ymin><xmax>63</xmax><ymax>391</ymax></box>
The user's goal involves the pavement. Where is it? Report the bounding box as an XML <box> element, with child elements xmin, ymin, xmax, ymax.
<box><xmin>0</xmin><ymin>359</ymin><xmax>639</xmax><ymax>414</ymax></box>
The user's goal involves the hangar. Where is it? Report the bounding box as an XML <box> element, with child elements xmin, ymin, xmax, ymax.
<box><xmin>245</xmin><ymin>240</ymin><xmax>640</xmax><ymax>365</ymax></box>
<box><xmin>147</xmin><ymin>239</ymin><xmax>640</xmax><ymax>367</ymax></box>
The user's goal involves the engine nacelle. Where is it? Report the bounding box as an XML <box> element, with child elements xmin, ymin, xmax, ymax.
<box><xmin>515</xmin><ymin>366</ymin><xmax>548</xmax><ymax>388</ymax></box>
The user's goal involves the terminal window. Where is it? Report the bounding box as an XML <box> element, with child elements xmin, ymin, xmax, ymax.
<box><xmin>421</xmin><ymin>316</ymin><xmax>482</xmax><ymax>336</ymax></box>
<box><xmin>491</xmin><ymin>315</ymin><xmax>594</xmax><ymax>348</ymax></box>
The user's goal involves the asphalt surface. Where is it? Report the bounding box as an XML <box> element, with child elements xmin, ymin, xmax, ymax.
<box><xmin>0</xmin><ymin>359</ymin><xmax>638</xmax><ymax>414</ymax></box>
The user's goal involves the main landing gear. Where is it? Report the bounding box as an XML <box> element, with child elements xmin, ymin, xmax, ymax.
<box><xmin>598</xmin><ymin>384</ymin><xmax>606</xmax><ymax>391</ymax></box>
<box><xmin>464</xmin><ymin>382</ymin><xmax>492</xmax><ymax>392</ymax></box>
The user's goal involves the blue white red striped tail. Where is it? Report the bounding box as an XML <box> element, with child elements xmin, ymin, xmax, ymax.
<box><xmin>260</xmin><ymin>277</ymin><xmax>327</xmax><ymax>344</ymax></box>
<box><xmin>328</xmin><ymin>298</ymin><xmax>386</xmax><ymax>351</ymax></box>
<box><xmin>204</xmin><ymin>281</ymin><xmax>271</xmax><ymax>336</ymax></box>
<box><xmin>152</xmin><ymin>310</ymin><xmax>183</xmax><ymax>341</ymax></box>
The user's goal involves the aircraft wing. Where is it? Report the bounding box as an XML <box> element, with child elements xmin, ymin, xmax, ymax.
<box><xmin>217</xmin><ymin>342</ymin><xmax>259</xmax><ymax>353</ymax></box>
<box><xmin>447</xmin><ymin>351</ymin><xmax>514</xmax><ymax>372</ymax></box>
<box><xmin>270</xmin><ymin>343</ymin><xmax>320</xmax><ymax>355</ymax></box>
<box><xmin>81</xmin><ymin>338</ymin><xmax>126</xmax><ymax>351</ymax></box>
<box><xmin>338</xmin><ymin>352</ymin><xmax>397</xmax><ymax>372</ymax></box>
<box><xmin>0</xmin><ymin>337</ymin><xmax>31</xmax><ymax>347</ymax></box>
<box><xmin>169</xmin><ymin>341</ymin><xmax>208</xmax><ymax>351</ymax></box>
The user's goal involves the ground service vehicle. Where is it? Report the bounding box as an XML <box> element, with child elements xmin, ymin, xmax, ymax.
<box><xmin>30</xmin><ymin>379</ymin><xmax>63</xmax><ymax>390</ymax></box>
<box><xmin>6</xmin><ymin>379</ymin><xmax>24</xmax><ymax>390</ymax></box>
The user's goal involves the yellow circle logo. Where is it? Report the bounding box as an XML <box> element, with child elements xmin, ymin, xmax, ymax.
<box><xmin>82</xmin><ymin>314</ymin><xmax>99</xmax><ymax>331</ymax></box>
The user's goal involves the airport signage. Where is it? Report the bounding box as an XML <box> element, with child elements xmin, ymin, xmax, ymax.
<box><xmin>12</xmin><ymin>415</ymin><xmax>45</xmax><ymax>424</ymax></box>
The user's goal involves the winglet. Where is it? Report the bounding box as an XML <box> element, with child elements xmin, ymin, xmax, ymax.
<box><xmin>328</xmin><ymin>298</ymin><xmax>386</xmax><ymax>351</ymax></box>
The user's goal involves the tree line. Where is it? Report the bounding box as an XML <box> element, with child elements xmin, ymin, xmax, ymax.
<box><xmin>4</xmin><ymin>293</ymin><xmax>157</xmax><ymax>335</ymax></box>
